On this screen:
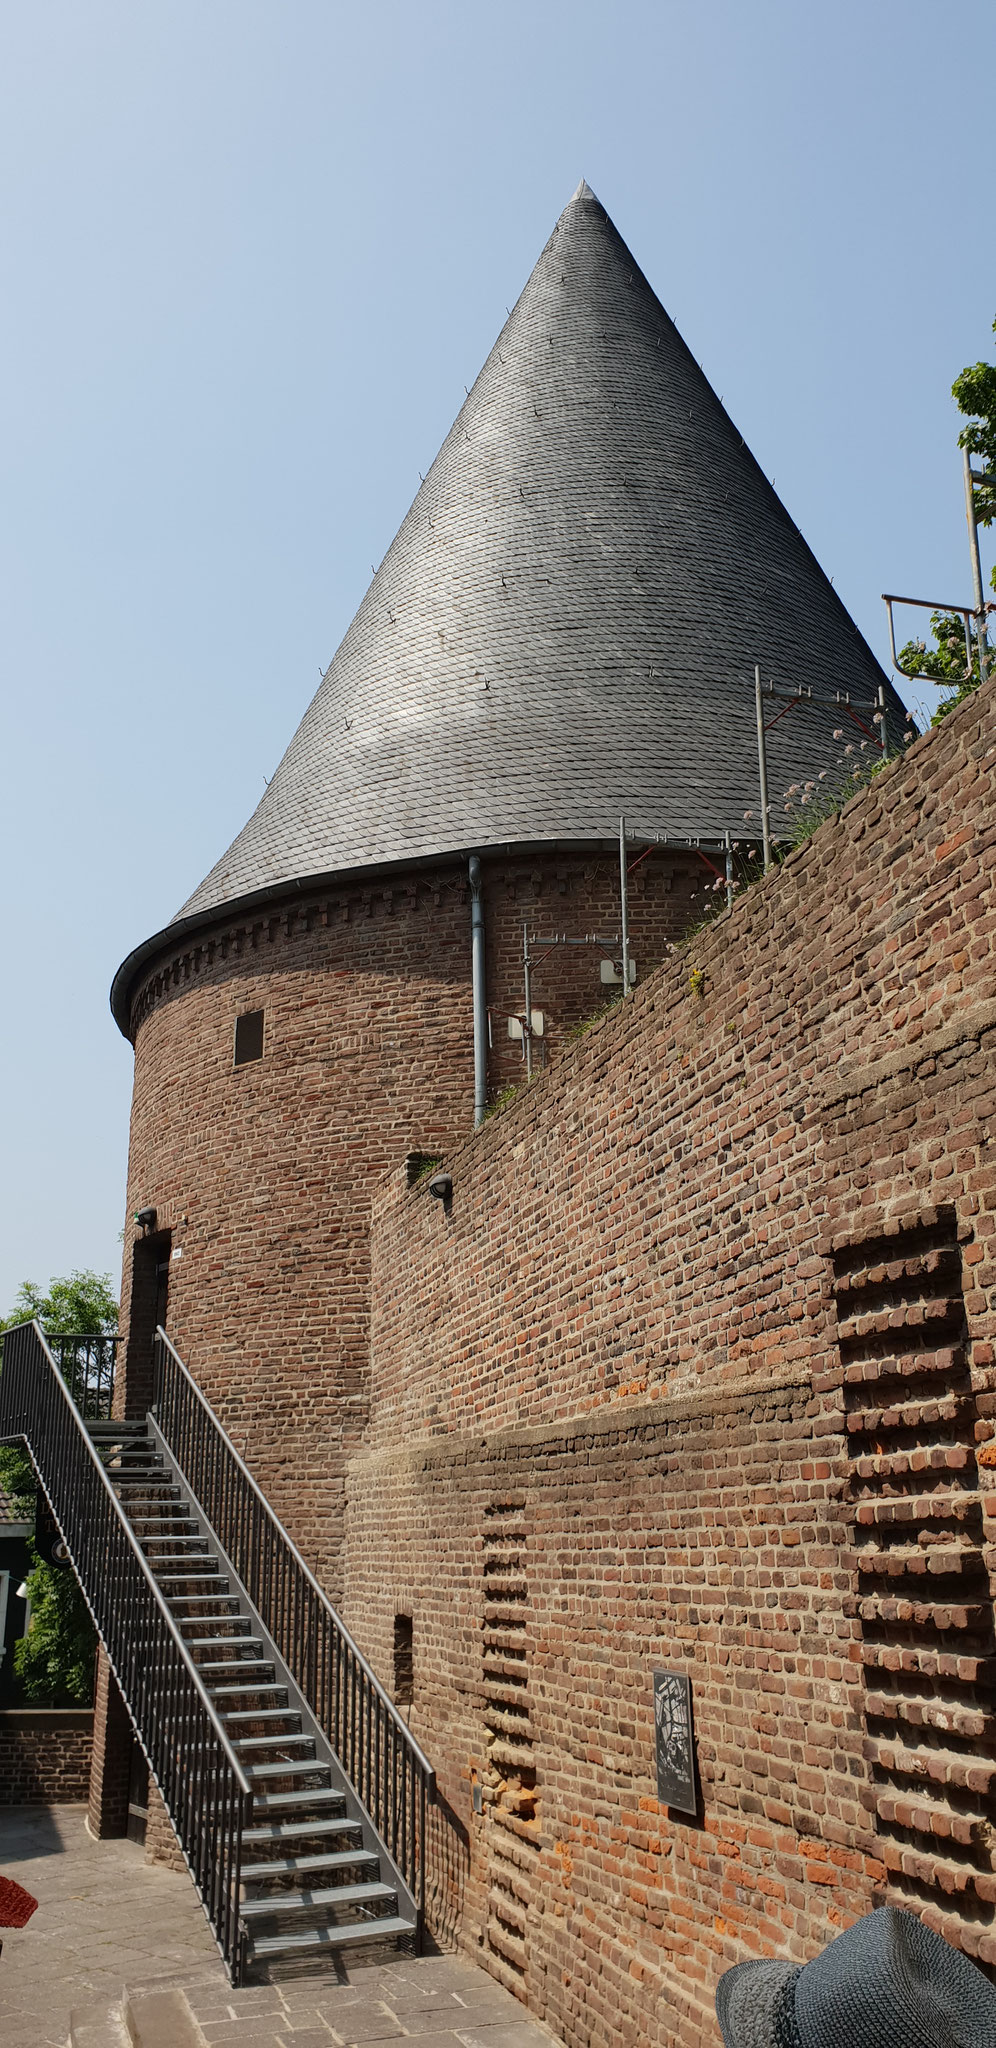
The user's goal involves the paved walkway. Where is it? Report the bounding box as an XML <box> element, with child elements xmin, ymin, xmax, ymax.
<box><xmin>0</xmin><ymin>1807</ymin><xmax>559</xmax><ymax>2048</ymax></box>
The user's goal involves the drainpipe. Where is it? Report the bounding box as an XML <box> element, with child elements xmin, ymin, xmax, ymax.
<box><xmin>469</xmin><ymin>855</ymin><xmax>487</xmax><ymax>1126</ymax></box>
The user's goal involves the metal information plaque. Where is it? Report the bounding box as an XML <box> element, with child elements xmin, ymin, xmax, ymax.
<box><xmin>653</xmin><ymin>1670</ymin><xmax>697</xmax><ymax>1815</ymax></box>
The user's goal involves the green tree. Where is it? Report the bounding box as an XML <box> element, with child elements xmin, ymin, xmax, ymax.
<box><xmin>900</xmin><ymin>318</ymin><xmax>995</xmax><ymax>719</ymax></box>
<box><xmin>0</xmin><ymin>1268</ymin><xmax>117</xmax><ymax>1704</ymax></box>
<box><xmin>954</xmin><ymin>329</ymin><xmax>996</xmax><ymax>547</ymax></box>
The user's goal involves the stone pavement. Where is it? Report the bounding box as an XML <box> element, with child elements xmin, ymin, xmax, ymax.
<box><xmin>0</xmin><ymin>1806</ymin><xmax>560</xmax><ymax>2048</ymax></box>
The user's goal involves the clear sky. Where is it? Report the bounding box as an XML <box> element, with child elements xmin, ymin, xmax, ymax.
<box><xmin>1</xmin><ymin>0</ymin><xmax>993</xmax><ymax>1312</ymax></box>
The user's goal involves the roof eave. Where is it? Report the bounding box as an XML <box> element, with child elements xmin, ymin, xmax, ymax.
<box><xmin>112</xmin><ymin>830</ymin><xmax>746</xmax><ymax>1041</ymax></box>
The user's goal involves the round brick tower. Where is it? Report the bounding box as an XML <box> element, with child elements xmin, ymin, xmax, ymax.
<box><xmin>111</xmin><ymin>181</ymin><xmax>904</xmax><ymax>1597</ymax></box>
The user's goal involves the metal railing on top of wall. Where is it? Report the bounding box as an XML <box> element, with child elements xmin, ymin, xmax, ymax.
<box><xmin>0</xmin><ymin>1320</ymin><xmax>251</xmax><ymax>1980</ymax></box>
<box><xmin>152</xmin><ymin>1328</ymin><xmax>436</xmax><ymax>1926</ymax></box>
<box><xmin>46</xmin><ymin>1333</ymin><xmax>118</xmax><ymax>1421</ymax></box>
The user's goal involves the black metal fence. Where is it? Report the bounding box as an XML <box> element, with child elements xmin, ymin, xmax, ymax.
<box><xmin>47</xmin><ymin>1333</ymin><xmax>117</xmax><ymax>1420</ymax></box>
<box><xmin>0</xmin><ymin>1321</ymin><xmax>251</xmax><ymax>1980</ymax></box>
<box><xmin>153</xmin><ymin>1329</ymin><xmax>435</xmax><ymax>1925</ymax></box>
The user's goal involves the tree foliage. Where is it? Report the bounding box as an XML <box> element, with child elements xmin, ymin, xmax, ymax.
<box><xmin>14</xmin><ymin>1554</ymin><xmax>97</xmax><ymax>1704</ymax></box>
<box><xmin>0</xmin><ymin>1268</ymin><xmax>117</xmax><ymax>1706</ymax></box>
<box><xmin>900</xmin><ymin>318</ymin><xmax>995</xmax><ymax>719</ymax></box>
<box><xmin>1</xmin><ymin>1269</ymin><xmax>118</xmax><ymax>1338</ymax></box>
<box><xmin>954</xmin><ymin>329</ymin><xmax>996</xmax><ymax>547</ymax></box>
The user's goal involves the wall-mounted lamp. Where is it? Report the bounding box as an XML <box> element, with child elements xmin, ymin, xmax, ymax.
<box><xmin>428</xmin><ymin>1174</ymin><xmax>452</xmax><ymax>1204</ymax></box>
<box><xmin>134</xmin><ymin>1207</ymin><xmax>157</xmax><ymax>1231</ymax></box>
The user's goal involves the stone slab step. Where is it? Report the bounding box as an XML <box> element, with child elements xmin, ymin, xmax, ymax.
<box><xmin>124</xmin><ymin>1987</ymin><xmax>205</xmax><ymax>2048</ymax></box>
<box><xmin>68</xmin><ymin>1996</ymin><xmax>129</xmax><ymax>2048</ymax></box>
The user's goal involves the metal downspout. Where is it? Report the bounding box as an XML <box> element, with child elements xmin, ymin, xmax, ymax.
<box><xmin>469</xmin><ymin>855</ymin><xmax>487</xmax><ymax>1126</ymax></box>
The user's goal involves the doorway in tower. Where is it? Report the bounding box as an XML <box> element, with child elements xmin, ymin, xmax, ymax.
<box><xmin>124</xmin><ymin>1229</ymin><xmax>172</xmax><ymax>1416</ymax></box>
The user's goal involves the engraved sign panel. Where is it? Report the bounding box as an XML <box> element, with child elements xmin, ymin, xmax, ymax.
<box><xmin>653</xmin><ymin>1669</ymin><xmax>696</xmax><ymax>1815</ymax></box>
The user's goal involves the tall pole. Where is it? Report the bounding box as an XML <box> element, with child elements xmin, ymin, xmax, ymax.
<box><xmin>618</xmin><ymin>817</ymin><xmax>631</xmax><ymax>995</ymax></box>
<box><xmin>963</xmin><ymin>447</ymin><xmax>990</xmax><ymax>684</ymax></box>
<box><xmin>522</xmin><ymin>923</ymin><xmax>533</xmax><ymax>1081</ymax></box>
<box><xmin>469</xmin><ymin>855</ymin><xmax>487</xmax><ymax>1126</ymax></box>
<box><xmin>754</xmin><ymin>666</ymin><xmax>773</xmax><ymax>872</ymax></box>
<box><xmin>724</xmin><ymin>830</ymin><xmax>733</xmax><ymax>912</ymax></box>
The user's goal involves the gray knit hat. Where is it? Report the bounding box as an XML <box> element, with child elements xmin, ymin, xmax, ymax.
<box><xmin>716</xmin><ymin>1907</ymin><xmax>996</xmax><ymax>2048</ymax></box>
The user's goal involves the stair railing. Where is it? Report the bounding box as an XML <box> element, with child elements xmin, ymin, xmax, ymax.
<box><xmin>46</xmin><ymin>1332</ymin><xmax>118</xmax><ymax>1421</ymax></box>
<box><xmin>0</xmin><ymin>1321</ymin><xmax>252</xmax><ymax>1981</ymax></box>
<box><xmin>153</xmin><ymin>1329</ymin><xmax>436</xmax><ymax>1930</ymax></box>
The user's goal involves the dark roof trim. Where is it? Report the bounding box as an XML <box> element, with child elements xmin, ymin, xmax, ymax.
<box><xmin>111</xmin><ymin>830</ymin><xmax>747</xmax><ymax>1040</ymax></box>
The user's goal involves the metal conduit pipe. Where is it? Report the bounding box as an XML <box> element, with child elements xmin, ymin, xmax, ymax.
<box><xmin>469</xmin><ymin>854</ymin><xmax>487</xmax><ymax>1126</ymax></box>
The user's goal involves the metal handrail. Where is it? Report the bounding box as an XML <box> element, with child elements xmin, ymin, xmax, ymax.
<box><xmin>46</xmin><ymin>1332</ymin><xmax>118</xmax><ymax>1421</ymax></box>
<box><xmin>0</xmin><ymin>1320</ymin><xmax>251</xmax><ymax>1980</ymax></box>
<box><xmin>153</xmin><ymin>1328</ymin><xmax>435</xmax><ymax>1925</ymax></box>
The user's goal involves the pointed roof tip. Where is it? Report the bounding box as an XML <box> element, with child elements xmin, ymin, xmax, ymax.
<box><xmin>141</xmin><ymin>182</ymin><xmax>900</xmax><ymax>954</ymax></box>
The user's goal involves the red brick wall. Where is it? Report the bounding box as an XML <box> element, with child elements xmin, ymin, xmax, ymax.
<box><xmin>0</xmin><ymin>1708</ymin><xmax>94</xmax><ymax>1803</ymax></box>
<box><xmin>349</xmin><ymin>680</ymin><xmax>996</xmax><ymax>2043</ymax></box>
<box><xmin>144</xmin><ymin>1777</ymin><xmax>187</xmax><ymax>1872</ymax></box>
<box><xmin>118</xmin><ymin>854</ymin><xmax>697</xmax><ymax>1597</ymax></box>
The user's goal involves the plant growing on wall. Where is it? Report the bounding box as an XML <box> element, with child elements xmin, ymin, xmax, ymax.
<box><xmin>900</xmin><ymin>318</ymin><xmax>995</xmax><ymax>720</ymax></box>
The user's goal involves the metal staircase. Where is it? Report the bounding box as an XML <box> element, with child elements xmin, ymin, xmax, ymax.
<box><xmin>0</xmin><ymin>1321</ymin><xmax>435</xmax><ymax>1983</ymax></box>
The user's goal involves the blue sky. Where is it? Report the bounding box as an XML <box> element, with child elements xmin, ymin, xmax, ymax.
<box><xmin>1</xmin><ymin>0</ymin><xmax>993</xmax><ymax>1310</ymax></box>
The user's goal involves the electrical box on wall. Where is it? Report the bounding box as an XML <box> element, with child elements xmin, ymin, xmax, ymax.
<box><xmin>507</xmin><ymin>1011</ymin><xmax>545</xmax><ymax>1040</ymax></box>
<box><xmin>601</xmin><ymin>958</ymin><xmax>637</xmax><ymax>986</ymax></box>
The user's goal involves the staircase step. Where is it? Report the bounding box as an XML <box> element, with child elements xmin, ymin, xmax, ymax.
<box><xmin>166</xmin><ymin>1592</ymin><xmax>237</xmax><ymax>1605</ymax></box>
<box><xmin>241</xmin><ymin>1849</ymin><xmax>377</xmax><ymax>1881</ymax></box>
<box><xmin>252</xmin><ymin>1787</ymin><xmax>346</xmax><ymax>1815</ymax></box>
<box><xmin>243</xmin><ymin>1815</ymin><xmax>355</xmax><ymax>1845</ymax></box>
<box><xmin>241</xmin><ymin>1880</ymin><xmax>395</xmax><ymax>1921</ymax></box>
<box><xmin>249</xmin><ymin>1917</ymin><xmax>412</xmax><ymax>1960</ymax></box>
<box><xmin>244</xmin><ymin>1760</ymin><xmax>329</xmax><ymax>1782</ymax></box>
<box><xmin>209</xmin><ymin>1682</ymin><xmax>287</xmax><ymax>1701</ymax></box>
<box><xmin>114</xmin><ymin>1493</ymin><xmax>181</xmax><ymax>1505</ymax></box>
<box><xmin>143</xmin><ymin>1550</ymin><xmax>211</xmax><ymax>1563</ymax></box>
<box><xmin>197</xmin><ymin>1658</ymin><xmax>274</xmax><ymax>1676</ymax></box>
<box><xmin>82</xmin><ymin>1407</ymin><xmax>420</xmax><ymax>1981</ymax></box>
<box><xmin>222</xmin><ymin>1709</ymin><xmax>300</xmax><ymax>1726</ymax></box>
<box><xmin>184</xmin><ymin>1635</ymin><xmax>263</xmax><ymax>1650</ymax></box>
<box><xmin>234</xmin><ymin>1733</ymin><xmax>313</xmax><ymax>1755</ymax></box>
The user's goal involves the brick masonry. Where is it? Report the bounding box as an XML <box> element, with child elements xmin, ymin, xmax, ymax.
<box><xmin>348</xmin><ymin>681</ymin><xmax>996</xmax><ymax>2044</ymax></box>
<box><xmin>0</xmin><ymin>1708</ymin><xmax>94</xmax><ymax>1804</ymax></box>
<box><xmin>117</xmin><ymin>851</ymin><xmax>699</xmax><ymax>1600</ymax></box>
<box><xmin>106</xmin><ymin>679</ymin><xmax>996</xmax><ymax>2046</ymax></box>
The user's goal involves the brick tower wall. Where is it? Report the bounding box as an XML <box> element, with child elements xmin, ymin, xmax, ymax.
<box><xmin>118</xmin><ymin>851</ymin><xmax>702</xmax><ymax>1596</ymax></box>
<box><xmin>349</xmin><ymin>682</ymin><xmax>996</xmax><ymax>2046</ymax></box>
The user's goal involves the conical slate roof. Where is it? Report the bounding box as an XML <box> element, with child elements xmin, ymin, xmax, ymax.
<box><xmin>179</xmin><ymin>182</ymin><xmax>896</xmax><ymax>922</ymax></box>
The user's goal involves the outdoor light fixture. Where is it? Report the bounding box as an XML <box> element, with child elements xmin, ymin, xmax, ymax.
<box><xmin>428</xmin><ymin>1173</ymin><xmax>452</xmax><ymax>1203</ymax></box>
<box><xmin>134</xmin><ymin>1206</ymin><xmax>157</xmax><ymax>1230</ymax></box>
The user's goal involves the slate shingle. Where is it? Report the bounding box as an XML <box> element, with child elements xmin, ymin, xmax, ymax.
<box><xmin>175</xmin><ymin>181</ymin><xmax>903</xmax><ymax>920</ymax></box>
